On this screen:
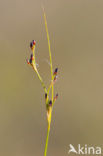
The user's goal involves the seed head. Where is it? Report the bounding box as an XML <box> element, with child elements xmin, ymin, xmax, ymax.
<box><xmin>53</xmin><ymin>93</ymin><xmax>58</xmax><ymax>103</ymax></box>
<box><xmin>45</xmin><ymin>93</ymin><xmax>47</xmax><ymax>100</ymax></box>
<box><xmin>30</xmin><ymin>40</ymin><xmax>36</xmax><ymax>50</ymax></box>
<box><xmin>49</xmin><ymin>100</ymin><xmax>52</xmax><ymax>107</ymax></box>
<box><xmin>54</xmin><ymin>93</ymin><xmax>58</xmax><ymax>101</ymax></box>
<box><xmin>53</xmin><ymin>68</ymin><xmax>58</xmax><ymax>75</ymax></box>
<box><xmin>30</xmin><ymin>54</ymin><xmax>34</xmax><ymax>60</ymax></box>
<box><xmin>30</xmin><ymin>42</ymin><xmax>33</xmax><ymax>49</ymax></box>
<box><xmin>32</xmin><ymin>40</ymin><xmax>36</xmax><ymax>45</ymax></box>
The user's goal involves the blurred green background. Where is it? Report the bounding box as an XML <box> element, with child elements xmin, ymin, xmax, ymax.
<box><xmin>0</xmin><ymin>0</ymin><xmax>103</xmax><ymax>155</ymax></box>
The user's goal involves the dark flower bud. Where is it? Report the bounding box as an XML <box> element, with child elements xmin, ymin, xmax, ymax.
<box><xmin>32</xmin><ymin>40</ymin><xmax>36</xmax><ymax>45</ymax></box>
<box><xmin>30</xmin><ymin>40</ymin><xmax>36</xmax><ymax>50</ymax></box>
<box><xmin>56</xmin><ymin>93</ymin><xmax>58</xmax><ymax>97</ymax></box>
<box><xmin>29</xmin><ymin>59</ymin><xmax>32</xmax><ymax>64</ymax></box>
<box><xmin>45</xmin><ymin>93</ymin><xmax>47</xmax><ymax>100</ymax></box>
<box><xmin>53</xmin><ymin>68</ymin><xmax>58</xmax><ymax>75</ymax></box>
<box><xmin>54</xmin><ymin>93</ymin><xmax>58</xmax><ymax>102</ymax></box>
<box><xmin>49</xmin><ymin>100</ymin><xmax>52</xmax><ymax>106</ymax></box>
<box><xmin>30</xmin><ymin>42</ymin><xmax>33</xmax><ymax>49</ymax></box>
<box><xmin>56</xmin><ymin>93</ymin><xmax>58</xmax><ymax>98</ymax></box>
<box><xmin>30</xmin><ymin>54</ymin><xmax>34</xmax><ymax>60</ymax></box>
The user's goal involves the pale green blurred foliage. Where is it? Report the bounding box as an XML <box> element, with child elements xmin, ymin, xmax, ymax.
<box><xmin>0</xmin><ymin>0</ymin><xmax>103</xmax><ymax>155</ymax></box>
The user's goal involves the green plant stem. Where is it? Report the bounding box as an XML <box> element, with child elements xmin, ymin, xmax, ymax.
<box><xmin>43</xmin><ymin>8</ymin><xmax>55</xmax><ymax>156</ymax></box>
<box><xmin>32</xmin><ymin>65</ymin><xmax>47</xmax><ymax>93</ymax></box>
<box><xmin>43</xmin><ymin>10</ymin><xmax>54</xmax><ymax>102</ymax></box>
<box><xmin>44</xmin><ymin>123</ymin><xmax>50</xmax><ymax>156</ymax></box>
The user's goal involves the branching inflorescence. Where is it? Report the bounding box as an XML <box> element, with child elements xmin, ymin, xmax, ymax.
<box><xmin>26</xmin><ymin>10</ymin><xmax>58</xmax><ymax>156</ymax></box>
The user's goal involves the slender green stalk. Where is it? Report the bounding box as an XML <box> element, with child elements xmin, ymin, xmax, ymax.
<box><xmin>43</xmin><ymin>9</ymin><xmax>54</xmax><ymax>156</ymax></box>
<box><xmin>34</xmin><ymin>66</ymin><xmax>47</xmax><ymax>93</ymax></box>
<box><xmin>44</xmin><ymin>124</ymin><xmax>50</xmax><ymax>156</ymax></box>
<box><xmin>32</xmin><ymin>46</ymin><xmax>47</xmax><ymax>93</ymax></box>
<box><xmin>43</xmin><ymin>10</ymin><xmax>54</xmax><ymax>102</ymax></box>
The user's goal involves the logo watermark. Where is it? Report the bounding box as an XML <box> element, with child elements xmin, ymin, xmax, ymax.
<box><xmin>68</xmin><ymin>144</ymin><xmax>101</xmax><ymax>155</ymax></box>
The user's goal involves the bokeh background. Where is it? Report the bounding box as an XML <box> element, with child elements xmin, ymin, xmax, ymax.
<box><xmin>0</xmin><ymin>0</ymin><xmax>103</xmax><ymax>155</ymax></box>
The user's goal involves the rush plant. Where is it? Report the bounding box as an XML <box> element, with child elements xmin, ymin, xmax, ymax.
<box><xmin>26</xmin><ymin>10</ymin><xmax>58</xmax><ymax>156</ymax></box>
